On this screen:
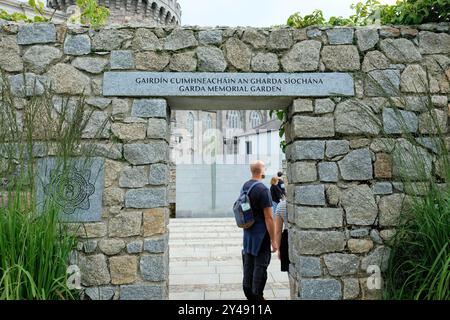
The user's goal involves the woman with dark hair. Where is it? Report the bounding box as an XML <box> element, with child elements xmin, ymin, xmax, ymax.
<box><xmin>270</xmin><ymin>176</ymin><xmax>283</xmax><ymax>214</ymax></box>
<box><xmin>277</xmin><ymin>171</ymin><xmax>286</xmax><ymax>196</ymax></box>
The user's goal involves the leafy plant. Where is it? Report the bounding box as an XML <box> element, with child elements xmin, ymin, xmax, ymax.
<box><xmin>0</xmin><ymin>72</ymin><xmax>105</xmax><ymax>300</ymax></box>
<box><xmin>287</xmin><ymin>0</ymin><xmax>449</xmax><ymax>28</ymax></box>
<box><xmin>349</xmin><ymin>0</ymin><xmax>383</xmax><ymax>25</ymax></box>
<box><xmin>28</xmin><ymin>0</ymin><xmax>54</xmax><ymax>22</ymax></box>
<box><xmin>378</xmin><ymin>0</ymin><xmax>450</xmax><ymax>25</ymax></box>
<box><xmin>0</xmin><ymin>0</ymin><xmax>53</xmax><ymax>23</ymax></box>
<box><xmin>0</xmin><ymin>9</ymin><xmax>31</xmax><ymax>22</ymax></box>
<box><xmin>269</xmin><ymin>110</ymin><xmax>287</xmax><ymax>153</ymax></box>
<box><xmin>76</xmin><ymin>0</ymin><xmax>110</xmax><ymax>29</ymax></box>
<box><xmin>287</xmin><ymin>9</ymin><xmax>326</xmax><ymax>28</ymax></box>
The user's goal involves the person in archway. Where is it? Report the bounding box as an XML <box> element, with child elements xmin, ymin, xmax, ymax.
<box><xmin>277</xmin><ymin>171</ymin><xmax>287</xmax><ymax>196</ymax></box>
<box><xmin>274</xmin><ymin>198</ymin><xmax>290</xmax><ymax>272</ymax></box>
<box><xmin>242</xmin><ymin>160</ymin><xmax>277</xmax><ymax>301</ymax></box>
<box><xmin>270</xmin><ymin>176</ymin><xmax>283</xmax><ymax>214</ymax></box>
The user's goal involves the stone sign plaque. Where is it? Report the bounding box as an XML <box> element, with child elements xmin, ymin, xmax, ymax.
<box><xmin>103</xmin><ymin>72</ymin><xmax>355</xmax><ymax>97</ymax></box>
<box><xmin>36</xmin><ymin>157</ymin><xmax>104</xmax><ymax>222</ymax></box>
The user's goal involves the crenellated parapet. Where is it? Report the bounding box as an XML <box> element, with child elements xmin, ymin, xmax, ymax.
<box><xmin>47</xmin><ymin>0</ymin><xmax>181</xmax><ymax>25</ymax></box>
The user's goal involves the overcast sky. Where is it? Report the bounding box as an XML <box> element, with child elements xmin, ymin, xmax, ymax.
<box><xmin>30</xmin><ymin>0</ymin><xmax>398</xmax><ymax>27</ymax></box>
<box><xmin>179</xmin><ymin>0</ymin><xmax>398</xmax><ymax>27</ymax></box>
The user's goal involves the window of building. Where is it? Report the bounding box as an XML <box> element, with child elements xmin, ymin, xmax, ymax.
<box><xmin>250</xmin><ymin>111</ymin><xmax>262</xmax><ymax>128</ymax></box>
<box><xmin>187</xmin><ymin>112</ymin><xmax>194</xmax><ymax>136</ymax></box>
<box><xmin>233</xmin><ymin>137</ymin><xmax>238</xmax><ymax>154</ymax></box>
<box><xmin>206</xmin><ymin>114</ymin><xmax>213</xmax><ymax>130</ymax></box>
<box><xmin>246</xmin><ymin>141</ymin><xmax>252</xmax><ymax>155</ymax></box>
<box><xmin>227</xmin><ymin>111</ymin><xmax>241</xmax><ymax>129</ymax></box>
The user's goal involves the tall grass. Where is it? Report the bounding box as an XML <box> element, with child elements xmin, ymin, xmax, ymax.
<box><xmin>358</xmin><ymin>58</ymin><xmax>450</xmax><ymax>300</ymax></box>
<box><xmin>384</xmin><ymin>183</ymin><xmax>450</xmax><ymax>300</ymax></box>
<box><xmin>0</xmin><ymin>194</ymin><xmax>78</xmax><ymax>299</ymax></box>
<box><xmin>0</xmin><ymin>71</ymin><xmax>102</xmax><ymax>299</ymax></box>
<box><xmin>382</xmin><ymin>112</ymin><xmax>450</xmax><ymax>300</ymax></box>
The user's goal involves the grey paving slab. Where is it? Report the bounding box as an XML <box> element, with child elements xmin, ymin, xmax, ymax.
<box><xmin>169</xmin><ymin>218</ymin><xmax>290</xmax><ymax>300</ymax></box>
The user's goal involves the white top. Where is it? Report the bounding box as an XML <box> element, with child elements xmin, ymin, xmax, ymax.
<box><xmin>274</xmin><ymin>199</ymin><xmax>288</xmax><ymax>230</ymax></box>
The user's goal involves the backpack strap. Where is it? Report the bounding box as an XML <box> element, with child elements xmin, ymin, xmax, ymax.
<box><xmin>245</xmin><ymin>181</ymin><xmax>264</xmax><ymax>195</ymax></box>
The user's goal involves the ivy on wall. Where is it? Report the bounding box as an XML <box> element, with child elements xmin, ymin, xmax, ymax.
<box><xmin>269</xmin><ymin>110</ymin><xmax>287</xmax><ymax>153</ymax></box>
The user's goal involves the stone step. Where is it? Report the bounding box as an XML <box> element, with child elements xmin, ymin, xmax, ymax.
<box><xmin>169</xmin><ymin>289</ymin><xmax>290</xmax><ymax>300</ymax></box>
<box><xmin>169</xmin><ymin>242</ymin><xmax>242</xmax><ymax>248</ymax></box>
<box><xmin>169</xmin><ymin>238</ymin><xmax>242</xmax><ymax>243</ymax></box>
<box><xmin>169</xmin><ymin>273</ymin><xmax>289</xmax><ymax>286</ymax></box>
<box><xmin>169</xmin><ymin>233</ymin><xmax>242</xmax><ymax>240</ymax></box>
<box><xmin>169</xmin><ymin>263</ymin><xmax>284</xmax><ymax>275</ymax></box>
<box><xmin>168</xmin><ymin>217</ymin><xmax>289</xmax><ymax>300</ymax></box>
<box><xmin>169</xmin><ymin>254</ymin><xmax>283</xmax><ymax>266</ymax></box>
<box><xmin>170</xmin><ymin>258</ymin><xmax>244</xmax><ymax>266</ymax></box>
<box><xmin>169</xmin><ymin>223</ymin><xmax>238</xmax><ymax>227</ymax></box>
<box><xmin>169</xmin><ymin>227</ymin><xmax>241</xmax><ymax>232</ymax></box>
<box><xmin>169</xmin><ymin>282</ymin><xmax>290</xmax><ymax>293</ymax></box>
<box><xmin>169</xmin><ymin>221</ymin><xmax>237</xmax><ymax>225</ymax></box>
<box><xmin>170</xmin><ymin>246</ymin><xmax>243</xmax><ymax>252</ymax></box>
<box><xmin>169</xmin><ymin>218</ymin><xmax>236</xmax><ymax>224</ymax></box>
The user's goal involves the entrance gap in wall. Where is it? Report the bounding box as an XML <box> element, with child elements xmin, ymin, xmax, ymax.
<box><xmin>167</xmin><ymin>97</ymin><xmax>291</xmax><ymax>300</ymax></box>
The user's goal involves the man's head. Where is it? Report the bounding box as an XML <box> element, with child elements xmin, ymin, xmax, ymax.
<box><xmin>250</xmin><ymin>160</ymin><xmax>266</xmax><ymax>180</ymax></box>
<box><xmin>277</xmin><ymin>171</ymin><xmax>283</xmax><ymax>178</ymax></box>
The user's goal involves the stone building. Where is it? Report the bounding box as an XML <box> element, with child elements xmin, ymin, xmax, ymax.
<box><xmin>170</xmin><ymin>109</ymin><xmax>277</xmax><ymax>164</ymax></box>
<box><xmin>47</xmin><ymin>0</ymin><xmax>182</xmax><ymax>25</ymax></box>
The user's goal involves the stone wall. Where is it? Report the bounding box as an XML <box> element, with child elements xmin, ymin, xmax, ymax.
<box><xmin>0</xmin><ymin>21</ymin><xmax>449</xmax><ymax>300</ymax></box>
<box><xmin>282</xmin><ymin>26</ymin><xmax>450</xmax><ymax>299</ymax></box>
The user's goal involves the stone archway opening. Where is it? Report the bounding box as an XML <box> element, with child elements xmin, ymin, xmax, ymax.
<box><xmin>167</xmin><ymin>98</ymin><xmax>292</xmax><ymax>300</ymax></box>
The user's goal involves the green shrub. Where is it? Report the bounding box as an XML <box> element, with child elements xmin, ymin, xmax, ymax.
<box><xmin>0</xmin><ymin>10</ymin><xmax>31</xmax><ymax>22</ymax></box>
<box><xmin>0</xmin><ymin>0</ymin><xmax>110</xmax><ymax>27</ymax></box>
<box><xmin>378</xmin><ymin>0</ymin><xmax>450</xmax><ymax>25</ymax></box>
<box><xmin>0</xmin><ymin>0</ymin><xmax>51</xmax><ymax>23</ymax></box>
<box><xmin>287</xmin><ymin>0</ymin><xmax>450</xmax><ymax>28</ymax></box>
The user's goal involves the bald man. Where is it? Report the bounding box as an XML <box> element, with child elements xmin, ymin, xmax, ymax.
<box><xmin>241</xmin><ymin>160</ymin><xmax>277</xmax><ymax>301</ymax></box>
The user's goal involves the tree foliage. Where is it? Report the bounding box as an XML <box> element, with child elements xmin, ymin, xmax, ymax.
<box><xmin>287</xmin><ymin>0</ymin><xmax>450</xmax><ymax>28</ymax></box>
<box><xmin>76</xmin><ymin>0</ymin><xmax>110</xmax><ymax>29</ymax></box>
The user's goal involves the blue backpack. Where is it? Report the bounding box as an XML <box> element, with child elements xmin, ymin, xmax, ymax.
<box><xmin>233</xmin><ymin>181</ymin><xmax>263</xmax><ymax>229</ymax></box>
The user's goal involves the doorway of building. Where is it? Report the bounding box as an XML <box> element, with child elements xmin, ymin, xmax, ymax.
<box><xmin>167</xmin><ymin>108</ymin><xmax>290</xmax><ymax>300</ymax></box>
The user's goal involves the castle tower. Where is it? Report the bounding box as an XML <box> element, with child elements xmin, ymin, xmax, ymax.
<box><xmin>47</xmin><ymin>0</ymin><xmax>182</xmax><ymax>25</ymax></box>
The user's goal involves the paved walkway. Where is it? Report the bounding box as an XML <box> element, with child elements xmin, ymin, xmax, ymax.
<box><xmin>168</xmin><ymin>218</ymin><xmax>290</xmax><ymax>300</ymax></box>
